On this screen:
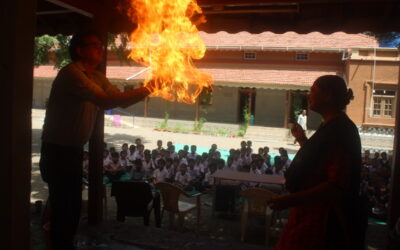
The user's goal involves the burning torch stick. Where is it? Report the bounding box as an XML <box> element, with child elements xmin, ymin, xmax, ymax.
<box><xmin>125</xmin><ymin>66</ymin><xmax>151</xmax><ymax>81</ymax></box>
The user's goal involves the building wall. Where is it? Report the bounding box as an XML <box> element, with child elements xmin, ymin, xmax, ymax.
<box><xmin>203</xmin><ymin>86</ymin><xmax>238</xmax><ymax>123</ymax></box>
<box><xmin>203</xmin><ymin>50</ymin><xmax>344</xmax><ymax>68</ymax></box>
<box><xmin>254</xmin><ymin>89</ymin><xmax>286</xmax><ymax>127</ymax></box>
<box><xmin>346</xmin><ymin>49</ymin><xmax>399</xmax><ymax>128</ymax></box>
<box><xmin>33</xmin><ymin>77</ymin><xmax>53</xmax><ymax>108</ymax></box>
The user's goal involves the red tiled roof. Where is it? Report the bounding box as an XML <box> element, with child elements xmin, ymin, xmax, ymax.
<box><xmin>114</xmin><ymin>31</ymin><xmax>378</xmax><ymax>49</ymax></box>
<box><xmin>199</xmin><ymin>31</ymin><xmax>378</xmax><ymax>48</ymax></box>
<box><xmin>34</xmin><ymin>65</ymin><xmax>339</xmax><ymax>89</ymax></box>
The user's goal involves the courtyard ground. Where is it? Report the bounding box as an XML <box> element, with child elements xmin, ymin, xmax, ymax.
<box><xmin>31</xmin><ymin>109</ymin><xmax>388</xmax><ymax>250</ymax></box>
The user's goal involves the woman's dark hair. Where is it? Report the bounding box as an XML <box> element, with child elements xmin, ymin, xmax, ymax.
<box><xmin>69</xmin><ymin>30</ymin><xmax>103</xmax><ymax>61</ymax></box>
<box><xmin>314</xmin><ymin>75</ymin><xmax>354</xmax><ymax>110</ymax></box>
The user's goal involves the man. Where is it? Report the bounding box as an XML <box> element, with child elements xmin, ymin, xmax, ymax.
<box><xmin>294</xmin><ymin>109</ymin><xmax>307</xmax><ymax>145</ymax></box>
<box><xmin>39</xmin><ymin>30</ymin><xmax>152</xmax><ymax>250</ymax></box>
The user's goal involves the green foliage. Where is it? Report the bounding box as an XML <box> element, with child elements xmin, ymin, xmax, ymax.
<box><xmin>193</xmin><ymin>117</ymin><xmax>206</xmax><ymax>132</ymax></box>
<box><xmin>292</xmin><ymin>94</ymin><xmax>304</xmax><ymax>120</ymax></box>
<box><xmin>54</xmin><ymin>34</ymin><xmax>72</xmax><ymax>69</ymax></box>
<box><xmin>34</xmin><ymin>35</ymin><xmax>57</xmax><ymax>66</ymax></box>
<box><xmin>199</xmin><ymin>88</ymin><xmax>213</xmax><ymax>105</ymax></box>
<box><xmin>363</xmin><ymin>31</ymin><xmax>400</xmax><ymax>48</ymax></box>
<box><xmin>172</xmin><ymin>124</ymin><xmax>184</xmax><ymax>133</ymax></box>
<box><xmin>238</xmin><ymin>105</ymin><xmax>251</xmax><ymax>136</ymax></box>
<box><xmin>159</xmin><ymin>112</ymin><xmax>169</xmax><ymax>129</ymax></box>
<box><xmin>33</xmin><ymin>34</ymin><xmax>71</xmax><ymax>69</ymax></box>
<box><xmin>237</xmin><ymin>127</ymin><xmax>246</xmax><ymax>137</ymax></box>
<box><xmin>34</xmin><ymin>33</ymin><xmax>133</xmax><ymax>69</ymax></box>
<box><xmin>108</xmin><ymin>33</ymin><xmax>133</xmax><ymax>65</ymax></box>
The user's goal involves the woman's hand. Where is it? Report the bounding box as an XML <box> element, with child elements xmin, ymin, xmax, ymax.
<box><xmin>268</xmin><ymin>195</ymin><xmax>293</xmax><ymax>211</ymax></box>
<box><xmin>291</xmin><ymin>123</ymin><xmax>307</xmax><ymax>146</ymax></box>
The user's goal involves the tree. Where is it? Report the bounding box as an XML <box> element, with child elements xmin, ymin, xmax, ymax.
<box><xmin>34</xmin><ymin>33</ymin><xmax>132</xmax><ymax>69</ymax></box>
<box><xmin>33</xmin><ymin>35</ymin><xmax>57</xmax><ymax>66</ymax></box>
<box><xmin>54</xmin><ymin>34</ymin><xmax>72</xmax><ymax>69</ymax></box>
<box><xmin>364</xmin><ymin>32</ymin><xmax>400</xmax><ymax>48</ymax></box>
<box><xmin>108</xmin><ymin>33</ymin><xmax>133</xmax><ymax>65</ymax></box>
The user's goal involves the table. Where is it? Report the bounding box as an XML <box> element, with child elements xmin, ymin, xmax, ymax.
<box><xmin>211</xmin><ymin>170</ymin><xmax>285</xmax><ymax>215</ymax></box>
<box><xmin>211</xmin><ymin>170</ymin><xmax>285</xmax><ymax>187</ymax></box>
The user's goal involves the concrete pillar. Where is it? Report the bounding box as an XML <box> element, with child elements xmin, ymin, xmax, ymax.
<box><xmin>388</xmin><ymin>63</ymin><xmax>400</xmax><ymax>248</ymax></box>
<box><xmin>0</xmin><ymin>0</ymin><xmax>36</xmax><ymax>249</ymax></box>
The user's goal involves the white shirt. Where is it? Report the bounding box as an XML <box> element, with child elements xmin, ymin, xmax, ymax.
<box><xmin>175</xmin><ymin>171</ymin><xmax>191</xmax><ymax>186</ymax></box>
<box><xmin>132</xmin><ymin>151</ymin><xmax>144</xmax><ymax>161</ymax></box>
<box><xmin>153</xmin><ymin>168</ymin><xmax>169</xmax><ymax>182</ymax></box>
<box><xmin>142</xmin><ymin>160</ymin><xmax>154</xmax><ymax>174</ymax></box>
<box><xmin>120</xmin><ymin>158</ymin><xmax>131</xmax><ymax>169</ymax></box>
<box><xmin>107</xmin><ymin>160</ymin><xmax>122</xmax><ymax>171</ymax></box>
<box><xmin>179</xmin><ymin>158</ymin><xmax>188</xmax><ymax>166</ymax></box>
<box><xmin>231</xmin><ymin>159</ymin><xmax>241</xmax><ymax>171</ymax></box>
<box><xmin>297</xmin><ymin>114</ymin><xmax>307</xmax><ymax>130</ymax></box>
<box><xmin>188</xmin><ymin>168</ymin><xmax>199</xmax><ymax>180</ymax></box>
<box><xmin>195</xmin><ymin>163</ymin><xmax>205</xmax><ymax>174</ymax></box>
<box><xmin>169</xmin><ymin>152</ymin><xmax>179</xmax><ymax>159</ymax></box>
<box><xmin>204</xmin><ymin>172</ymin><xmax>214</xmax><ymax>185</ymax></box>
<box><xmin>187</xmin><ymin>152</ymin><xmax>199</xmax><ymax>160</ymax></box>
<box><xmin>103</xmin><ymin>158</ymin><xmax>112</xmax><ymax>167</ymax></box>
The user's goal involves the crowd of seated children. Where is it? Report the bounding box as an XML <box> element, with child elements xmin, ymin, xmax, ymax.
<box><xmin>85</xmin><ymin>140</ymin><xmax>288</xmax><ymax>192</ymax></box>
<box><xmin>360</xmin><ymin>150</ymin><xmax>392</xmax><ymax>220</ymax></box>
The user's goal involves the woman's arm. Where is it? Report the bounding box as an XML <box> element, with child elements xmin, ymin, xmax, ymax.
<box><xmin>269</xmin><ymin>147</ymin><xmax>352</xmax><ymax>210</ymax></box>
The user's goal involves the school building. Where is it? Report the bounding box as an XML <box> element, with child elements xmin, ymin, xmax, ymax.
<box><xmin>33</xmin><ymin>32</ymin><xmax>399</xmax><ymax>130</ymax></box>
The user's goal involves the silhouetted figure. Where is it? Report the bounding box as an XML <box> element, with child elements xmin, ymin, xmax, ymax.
<box><xmin>39</xmin><ymin>30</ymin><xmax>151</xmax><ymax>250</ymax></box>
<box><xmin>269</xmin><ymin>75</ymin><xmax>365</xmax><ymax>250</ymax></box>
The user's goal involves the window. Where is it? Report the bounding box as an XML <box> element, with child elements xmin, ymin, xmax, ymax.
<box><xmin>372</xmin><ymin>89</ymin><xmax>396</xmax><ymax>117</ymax></box>
<box><xmin>295</xmin><ymin>53</ymin><xmax>309</xmax><ymax>61</ymax></box>
<box><xmin>244</xmin><ymin>52</ymin><xmax>256</xmax><ymax>60</ymax></box>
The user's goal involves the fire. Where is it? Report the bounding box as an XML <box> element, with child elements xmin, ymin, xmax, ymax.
<box><xmin>127</xmin><ymin>0</ymin><xmax>212</xmax><ymax>104</ymax></box>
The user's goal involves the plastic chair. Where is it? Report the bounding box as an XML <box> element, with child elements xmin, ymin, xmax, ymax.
<box><xmin>239</xmin><ymin>187</ymin><xmax>277</xmax><ymax>246</ymax></box>
<box><xmin>155</xmin><ymin>182</ymin><xmax>201</xmax><ymax>231</ymax></box>
<box><xmin>111</xmin><ymin>181</ymin><xmax>155</xmax><ymax>225</ymax></box>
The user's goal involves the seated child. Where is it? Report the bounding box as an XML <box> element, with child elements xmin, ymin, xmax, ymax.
<box><xmin>131</xmin><ymin>159</ymin><xmax>146</xmax><ymax>181</ymax></box>
<box><xmin>165</xmin><ymin>158</ymin><xmax>175</xmax><ymax>182</ymax></box>
<box><xmin>271</xmin><ymin>156</ymin><xmax>285</xmax><ymax>176</ymax></box>
<box><xmin>204</xmin><ymin>165</ymin><xmax>217</xmax><ymax>189</ymax></box>
<box><xmin>152</xmin><ymin>158</ymin><xmax>169</xmax><ymax>183</ymax></box>
<box><xmin>104</xmin><ymin>152</ymin><xmax>125</xmax><ymax>182</ymax></box>
<box><xmin>119</xmin><ymin>150</ymin><xmax>132</xmax><ymax>172</ymax></box>
<box><xmin>174</xmin><ymin>164</ymin><xmax>192</xmax><ymax>191</ymax></box>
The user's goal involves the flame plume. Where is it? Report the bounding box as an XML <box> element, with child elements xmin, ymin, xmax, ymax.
<box><xmin>127</xmin><ymin>0</ymin><xmax>213</xmax><ymax>104</ymax></box>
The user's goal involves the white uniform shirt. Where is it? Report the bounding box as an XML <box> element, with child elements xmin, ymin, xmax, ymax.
<box><xmin>204</xmin><ymin>172</ymin><xmax>214</xmax><ymax>185</ymax></box>
<box><xmin>153</xmin><ymin>168</ymin><xmax>169</xmax><ymax>182</ymax></box>
<box><xmin>175</xmin><ymin>171</ymin><xmax>191</xmax><ymax>186</ymax></box>
<box><xmin>187</xmin><ymin>152</ymin><xmax>199</xmax><ymax>160</ymax></box>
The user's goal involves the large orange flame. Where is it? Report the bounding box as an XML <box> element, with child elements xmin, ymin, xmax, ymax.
<box><xmin>127</xmin><ymin>0</ymin><xmax>212</xmax><ymax>104</ymax></box>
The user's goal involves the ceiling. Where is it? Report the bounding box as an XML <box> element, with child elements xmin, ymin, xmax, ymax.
<box><xmin>36</xmin><ymin>0</ymin><xmax>400</xmax><ymax>35</ymax></box>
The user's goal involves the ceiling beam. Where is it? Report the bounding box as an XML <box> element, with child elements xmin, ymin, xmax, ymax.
<box><xmin>37</xmin><ymin>10</ymin><xmax>74</xmax><ymax>15</ymax></box>
<box><xmin>45</xmin><ymin>0</ymin><xmax>93</xmax><ymax>18</ymax></box>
